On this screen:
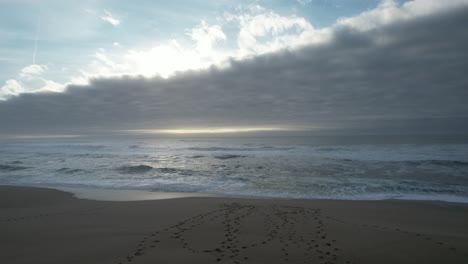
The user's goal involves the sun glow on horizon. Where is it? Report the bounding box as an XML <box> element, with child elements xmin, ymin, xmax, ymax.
<box><xmin>122</xmin><ymin>127</ymin><xmax>294</xmax><ymax>134</ymax></box>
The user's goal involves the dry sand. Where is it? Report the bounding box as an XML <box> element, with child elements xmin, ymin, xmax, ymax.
<box><xmin>1</xmin><ymin>185</ymin><xmax>468</xmax><ymax>264</ymax></box>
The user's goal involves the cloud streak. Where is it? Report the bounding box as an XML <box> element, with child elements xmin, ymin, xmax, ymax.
<box><xmin>33</xmin><ymin>13</ymin><xmax>41</xmax><ymax>64</ymax></box>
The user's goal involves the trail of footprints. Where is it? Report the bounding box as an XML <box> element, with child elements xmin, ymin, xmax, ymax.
<box><xmin>324</xmin><ymin>215</ymin><xmax>462</xmax><ymax>255</ymax></box>
<box><xmin>118</xmin><ymin>203</ymin><xmax>354</xmax><ymax>264</ymax></box>
<box><xmin>4</xmin><ymin>201</ymin><xmax>465</xmax><ymax>263</ymax></box>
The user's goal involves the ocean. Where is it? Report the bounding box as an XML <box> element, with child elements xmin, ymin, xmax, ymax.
<box><xmin>1</xmin><ymin>134</ymin><xmax>468</xmax><ymax>202</ymax></box>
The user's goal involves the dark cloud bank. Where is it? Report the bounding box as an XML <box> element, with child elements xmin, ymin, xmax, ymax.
<box><xmin>1</xmin><ymin>7</ymin><xmax>468</xmax><ymax>135</ymax></box>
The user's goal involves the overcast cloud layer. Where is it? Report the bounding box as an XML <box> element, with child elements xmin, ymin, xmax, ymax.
<box><xmin>1</xmin><ymin>3</ymin><xmax>468</xmax><ymax>135</ymax></box>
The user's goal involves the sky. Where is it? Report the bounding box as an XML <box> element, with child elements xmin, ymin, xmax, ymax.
<box><xmin>0</xmin><ymin>0</ymin><xmax>468</xmax><ymax>136</ymax></box>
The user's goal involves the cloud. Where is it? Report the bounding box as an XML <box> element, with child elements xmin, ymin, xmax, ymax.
<box><xmin>336</xmin><ymin>0</ymin><xmax>468</xmax><ymax>31</ymax></box>
<box><xmin>218</xmin><ymin>3</ymin><xmax>328</xmax><ymax>57</ymax></box>
<box><xmin>66</xmin><ymin>4</ymin><xmax>323</xmax><ymax>84</ymax></box>
<box><xmin>188</xmin><ymin>20</ymin><xmax>226</xmax><ymax>54</ymax></box>
<box><xmin>1</xmin><ymin>4</ymin><xmax>468</xmax><ymax>135</ymax></box>
<box><xmin>74</xmin><ymin>20</ymin><xmax>230</xmax><ymax>80</ymax></box>
<box><xmin>100</xmin><ymin>10</ymin><xmax>120</xmax><ymax>26</ymax></box>
<box><xmin>0</xmin><ymin>64</ymin><xmax>64</xmax><ymax>99</ymax></box>
<box><xmin>19</xmin><ymin>64</ymin><xmax>47</xmax><ymax>78</ymax></box>
<box><xmin>73</xmin><ymin>0</ymin><xmax>468</xmax><ymax>84</ymax></box>
<box><xmin>7</xmin><ymin>0</ymin><xmax>466</xmax><ymax>100</ymax></box>
<box><xmin>234</xmin><ymin>8</ymin><xmax>318</xmax><ymax>56</ymax></box>
<box><xmin>0</xmin><ymin>80</ymin><xmax>23</xmax><ymax>99</ymax></box>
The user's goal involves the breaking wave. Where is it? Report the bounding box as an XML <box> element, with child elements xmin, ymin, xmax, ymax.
<box><xmin>187</xmin><ymin>155</ymin><xmax>206</xmax><ymax>159</ymax></box>
<box><xmin>117</xmin><ymin>165</ymin><xmax>153</xmax><ymax>174</ymax></box>
<box><xmin>213</xmin><ymin>154</ymin><xmax>247</xmax><ymax>160</ymax></box>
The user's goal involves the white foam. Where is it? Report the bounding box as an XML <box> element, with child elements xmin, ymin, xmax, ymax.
<box><xmin>47</xmin><ymin>186</ymin><xmax>216</xmax><ymax>201</ymax></box>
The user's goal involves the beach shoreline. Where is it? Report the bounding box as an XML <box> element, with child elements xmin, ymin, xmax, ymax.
<box><xmin>4</xmin><ymin>183</ymin><xmax>468</xmax><ymax>204</ymax></box>
<box><xmin>1</xmin><ymin>185</ymin><xmax>468</xmax><ymax>263</ymax></box>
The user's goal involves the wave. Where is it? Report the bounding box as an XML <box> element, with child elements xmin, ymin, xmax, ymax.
<box><xmin>56</xmin><ymin>168</ymin><xmax>84</xmax><ymax>174</ymax></box>
<box><xmin>72</xmin><ymin>153</ymin><xmax>116</xmax><ymax>158</ymax></box>
<box><xmin>259</xmin><ymin>146</ymin><xmax>294</xmax><ymax>151</ymax></box>
<box><xmin>55</xmin><ymin>144</ymin><xmax>107</xmax><ymax>150</ymax></box>
<box><xmin>117</xmin><ymin>165</ymin><xmax>153</xmax><ymax>174</ymax></box>
<box><xmin>334</xmin><ymin>158</ymin><xmax>468</xmax><ymax>166</ymax></box>
<box><xmin>116</xmin><ymin>165</ymin><xmax>195</xmax><ymax>175</ymax></box>
<box><xmin>156</xmin><ymin>167</ymin><xmax>180</xmax><ymax>174</ymax></box>
<box><xmin>188</xmin><ymin>147</ymin><xmax>255</xmax><ymax>151</ymax></box>
<box><xmin>187</xmin><ymin>155</ymin><xmax>205</xmax><ymax>159</ymax></box>
<box><xmin>315</xmin><ymin>146</ymin><xmax>350</xmax><ymax>152</ymax></box>
<box><xmin>405</xmin><ymin>160</ymin><xmax>468</xmax><ymax>166</ymax></box>
<box><xmin>213</xmin><ymin>154</ymin><xmax>247</xmax><ymax>160</ymax></box>
<box><xmin>188</xmin><ymin>146</ymin><xmax>293</xmax><ymax>152</ymax></box>
<box><xmin>0</xmin><ymin>164</ymin><xmax>29</xmax><ymax>171</ymax></box>
<box><xmin>219</xmin><ymin>176</ymin><xmax>250</xmax><ymax>184</ymax></box>
<box><xmin>155</xmin><ymin>168</ymin><xmax>195</xmax><ymax>176</ymax></box>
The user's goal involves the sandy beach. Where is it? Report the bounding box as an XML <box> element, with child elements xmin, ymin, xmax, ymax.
<box><xmin>1</xmin><ymin>185</ymin><xmax>468</xmax><ymax>264</ymax></box>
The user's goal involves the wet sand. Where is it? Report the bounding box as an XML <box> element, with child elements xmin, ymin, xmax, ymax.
<box><xmin>1</xmin><ymin>185</ymin><xmax>468</xmax><ymax>264</ymax></box>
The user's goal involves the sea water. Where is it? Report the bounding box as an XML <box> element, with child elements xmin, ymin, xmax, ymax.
<box><xmin>1</xmin><ymin>134</ymin><xmax>468</xmax><ymax>202</ymax></box>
